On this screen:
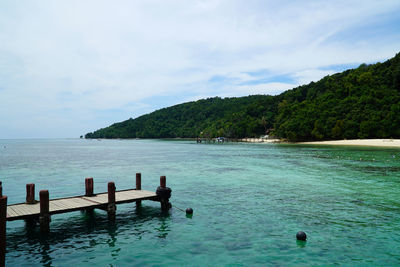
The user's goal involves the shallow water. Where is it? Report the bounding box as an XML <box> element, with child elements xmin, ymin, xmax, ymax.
<box><xmin>1</xmin><ymin>139</ymin><xmax>400</xmax><ymax>266</ymax></box>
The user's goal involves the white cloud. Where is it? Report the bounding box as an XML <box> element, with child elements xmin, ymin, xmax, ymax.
<box><xmin>0</xmin><ymin>0</ymin><xmax>399</xmax><ymax>138</ymax></box>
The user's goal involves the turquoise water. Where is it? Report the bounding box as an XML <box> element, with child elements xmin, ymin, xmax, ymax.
<box><xmin>1</xmin><ymin>139</ymin><xmax>400</xmax><ymax>266</ymax></box>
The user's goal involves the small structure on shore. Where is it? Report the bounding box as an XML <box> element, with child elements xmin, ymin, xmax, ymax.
<box><xmin>196</xmin><ymin>136</ymin><xmax>238</xmax><ymax>143</ymax></box>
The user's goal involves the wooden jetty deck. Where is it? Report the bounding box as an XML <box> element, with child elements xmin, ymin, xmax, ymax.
<box><xmin>0</xmin><ymin>174</ymin><xmax>172</xmax><ymax>267</ymax></box>
<box><xmin>6</xmin><ymin>189</ymin><xmax>158</xmax><ymax>221</ymax></box>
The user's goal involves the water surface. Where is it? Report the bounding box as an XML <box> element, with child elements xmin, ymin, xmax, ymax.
<box><xmin>1</xmin><ymin>139</ymin><xmax>400</xmax><ymax>266</ymax></box>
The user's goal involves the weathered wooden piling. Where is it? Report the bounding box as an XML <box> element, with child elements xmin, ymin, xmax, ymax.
<box><xmin>0</xmin><ymin>194</ymin><xmax>7</xmax><ymax>267</ymax></box>
<box><xmin>85</xmin><ymin>177</ymin><xmax>94</xmax><ymax>196</ymax></box>
<box><xmin>156</xmin><ymin>176</ymin><xmax>172</xmax><ymax>211</ymax></box>
<box><xmin>136</xmin><ymin>173</ymin><xmax>142</xmax><ymax>190</ymax></box>
<box><xmin>0</xmin><ymin>182</ymin><xmax>2</xmax><ymax>197</ymax></box>
<box><xmin>26</xmin><ymin>183</ymin><xmax>35</xmax><ymax>204</ymax></box>
<box><xmin>107</xmin><ymin>182</ymin><xmax>116</xmax><ymax>219</ymax></box>
<box><xmin>136</xmin><ymin>173</ymin><xmax>142</xmax><ymax>206</ymax></box>
<box><xmin>39</xmin><ymin>190</ymin><xmax>50</xmax><ymax>233</ymax></box>
<box><xmin>84</xmin><ymin>178</ymin><xmax>95</xmax><ymax>214</ymax></box>
<box><xmin>160</xmin><ymin>175</ymin><xmax>166</xmax><ymax>188</ymax></box>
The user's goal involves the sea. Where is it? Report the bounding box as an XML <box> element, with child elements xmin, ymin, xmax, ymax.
<box><xmin>1</xmin><ymin>138</ymin><xmax>400</xmax><ymax>266</ymax></box>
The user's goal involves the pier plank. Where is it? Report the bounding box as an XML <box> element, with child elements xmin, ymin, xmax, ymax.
<box><xmin>6</xmin><ymin>207</ymin><xmax>18</xmax><ymax>218</ymax></box>
<box><xmin>80</xmin><ymin>196</ymin><xmax>102</xmax><ymax>204</ymax></box>
<box><xmin>7</xmin><ymin>206</ymin><xmax>23</xmax><ymax>217</ymax></box>
<box><xmin>11</xmin><ymin>204</ymin><xmax>40</xmax><ymax>216</ymax></box>
<box><xmin>66</xmin><ymin>197</ymin><xmax>94</xmax><ymax>208</ymax></box>
<box><xmin>49</xmin><ymin>202</ymin><xmax>68</xmax><ymax>212</ymax></box>
<box><xmin>84</xmin><ymin>193</ymin><xmax>108</xmax><ymax>204</ymax></box>
<box><xmin>8</xmin><ymin>205</ymin><xmax>23</xmax><ymax>217</ymax></box>
<box><xmin>55</xmin><ymin>199</ymin><xmax>79</xmax><ymax>209</ymax></box>
<box><xmin>50</xmin><ymin>200</ymin><xmax>69</xmax><ymax>209</ymax></box>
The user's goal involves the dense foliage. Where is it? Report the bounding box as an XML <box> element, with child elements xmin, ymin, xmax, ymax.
<box><xmin>275</xmin><ymin>52</ymin><xmax>400</xmax><ymax>141</ymax></box>
<box><xmin>86</xmin><ymin>52</ymin><xmax>400</xmax><ymax>141</ymax></box>
<box><xmin>85</xmin><ymin>95</ymin><xmax>279</xmax><ymax>139</ymax></box>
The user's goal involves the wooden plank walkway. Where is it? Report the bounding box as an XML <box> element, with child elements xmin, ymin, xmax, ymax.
<box><xmin>6</xmin><ymin>189</ymin><xmax>158</xmax><ymax>221</ymax></box>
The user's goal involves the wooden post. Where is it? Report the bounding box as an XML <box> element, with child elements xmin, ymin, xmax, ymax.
<box><xmin>136</xmin><ymin>173</ymin><xmax>141</xmax><ymax>190</ymax></box>
<box><xmin>160</xmin><ymin>176</ymin><xmax>166</xmax><ymax>188</ymax></box>
<box><xmin>156</xmin><ymin>176</ymin><xmax>171</xmax><ymax>211</ymax></box>
<box><xmin>84</xmin><ymin>178</ymin><xmax>95</xmax><ymax>214</ymax></box>
<box><xmin>26</xmin><ymin>183</ymin><xmax>35</xmax><ymax>204</ymax></box>
<box><xmin>85</xmin><ymin>178</ymin><xmax>94</xmax><ymax>196</ymax></box>
<box><xmin>0</xmin><ymin>195</ymin><xmax>7</xmax><ymax>267</ymax></box>
<box><xmin>39</xmin><ymin>190</ymin><xmax>50</xmax><ymax>233</ymax></box>
<box><xmin>108</xmin><ymin>182</ymin><xmax>116</xmax><ymax>203</ymax></box>
<box><xmin>107</xmin><ymin>182</ymin><xmax>116</xmax><ymax>219</ymax></box>
<box><xmin>135</xmin><ymin>173</ymin><xmax>141</xmax><ymax>206</ymax></box>
<box><xmin>0</xmin><ymin>181</ymin><xmax>2</xmax><ymax>197</ymax></box>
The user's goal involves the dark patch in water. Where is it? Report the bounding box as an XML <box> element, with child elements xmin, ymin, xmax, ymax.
<box><xmin>362</xmin><ymin>166</ymin><xmax>400</xmax><ymax>172</ymax></box>
<box><xmin>350</xmin><ymin>199</ymin><xmax>364</xmax><ymax>204</ymax></box>
<box><xmin>225</xmin><ymin>241</ymin><xmax>253</xmax><ymax>251</ymax></box>
<box><xmin>209</xmin><ymin>167</ymin><xmax>245</xmax><ymax>174</ymax></box>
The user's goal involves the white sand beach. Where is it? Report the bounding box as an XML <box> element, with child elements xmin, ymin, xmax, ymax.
<box><xmin>239</xmin><ymin>138</ymin><xmax>400</xmax><ymax>148</ymax></box>
<box><xmin>298</xmin><ymin>139</ymin><xmax>400</xmax><ymax>148</ymax></box>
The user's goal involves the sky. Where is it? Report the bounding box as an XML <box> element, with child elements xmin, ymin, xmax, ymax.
<box><xmin>1</xmin><ymin>0</ymin><xmax>400</xmax><ymax>138</ymax></box>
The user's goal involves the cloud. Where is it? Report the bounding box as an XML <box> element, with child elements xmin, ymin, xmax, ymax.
<box><xmin>0</xmin><ymin>0</ymin><xmax>400</xmax><ymax>138</ymax></box>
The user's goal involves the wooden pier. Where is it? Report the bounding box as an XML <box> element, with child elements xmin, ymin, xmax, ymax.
<box><xmin>0</xmin><ymin>174</ymin><xmax>172</xmax><ymax>267</ymax></box>
<box><xmin>6</xmin><ymin>189</ymin><xmax>159</xmax><ymax>221</ymax></box>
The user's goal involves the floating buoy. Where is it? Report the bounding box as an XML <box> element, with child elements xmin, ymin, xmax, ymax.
<box><xmin>296</xmin><ymin>231</ymin><xmax>307</xmax><ymax>241</ymax></box>
<box><xmin>186</xmin><ymin>208</ymin><xmax>193</xmax><ymax>215</ymax></box>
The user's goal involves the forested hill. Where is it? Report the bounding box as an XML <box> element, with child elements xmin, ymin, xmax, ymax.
<box><xmin>85</xmin><ymin>95</ymin><xmax>279</xmax><ymax>139</ymax></box>
<box><xmin>85</xmin><ymin>52</ymin><xmax>400</xmax><ymax>141</ymax></box>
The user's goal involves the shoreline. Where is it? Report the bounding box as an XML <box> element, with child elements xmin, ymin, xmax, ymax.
<box><xmin>296</xmin><ymin>139</ymin><xmax>400</xmax><ymax>148</ymax></box>
<box><xmin>239</xmin><ymin>138</ymin><xmax>400</xmax><ymax>148</ymax></box>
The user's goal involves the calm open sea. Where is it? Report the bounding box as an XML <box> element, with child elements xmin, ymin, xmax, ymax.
<box><xmin>1</xmin><ymin>139</ymin><xmax>400</xmax><ymax>266</ymax></box>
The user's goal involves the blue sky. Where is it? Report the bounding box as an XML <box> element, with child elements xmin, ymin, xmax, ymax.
<box><xmin>1</xmin><ymin>0</ymin><xmax>400</xmax><ymax>138</ymax></box>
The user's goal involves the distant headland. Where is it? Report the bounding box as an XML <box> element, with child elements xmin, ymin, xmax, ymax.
<box><xmin>85</xmin><ymin>52</ymin><xmax>400</xmax><ymax>142</ymax></box>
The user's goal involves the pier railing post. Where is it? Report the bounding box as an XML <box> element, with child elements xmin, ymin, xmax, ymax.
<box><xmin>85</xmin><ymin>178</ymin><xmax>94</xmax><ymax>196</ymax></box>
<box><xmin>156</xmin><ymin>176</ymin><xmax>171</xmax><ymax>211</ymax></box>
<box><xmin>0</xmin><ymin>195</ymin><xmax>7</xmax><ymax>267</ymax></box>
<box><xmin>160</xmin><ymin>176</ymin><xmax>166</xmax><ymax>188</ymax></box>
<box><xmin>107</xmin><ymin>182</ymin><xmax>116</xmax><ymax>219</ymax></box>
<box><xmin>136</xmin><ymin>173</ymin><xmax>141</xmax><ymax>190</ymax></box>
<box><xmin>39</xmin><ymin>190</ymin><xmax>50</xmax><ymax>233</ymax></box>
<box><xmin>135</xmin><ymin>173</ymin><xmax>142</xmax><ymax>206</ymax></box>
<box><xmin>26</xmin><ymin>183</ymin><xmax>35</xmax><ymax>204</ymax></box>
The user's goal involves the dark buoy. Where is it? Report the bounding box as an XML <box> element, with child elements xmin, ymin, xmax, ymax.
<box><xmin>186</xmin><ymin>208</ymin><xmax>193</xmax><ymax>215</ymax></box>
<box><xmin>296</xmin><ymin>231</ymin><xmax>307</xmax><ymax>241</ymax></box>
